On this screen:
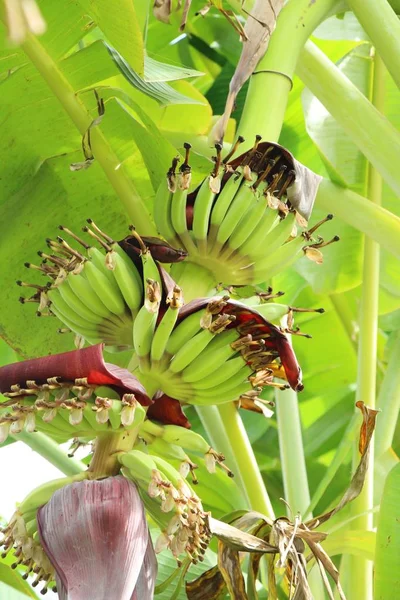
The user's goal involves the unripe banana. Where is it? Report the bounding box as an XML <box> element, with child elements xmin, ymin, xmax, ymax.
<box><xmin>118</xmin><ymin>449</ymin><xmax>159</xmax><ymax>482</ymax></box>
<box><xmin>189</xmin><ymin>355</ymin><xmax>246</xmax><ymax>389</ymax></box>
<box><xmin>67</xmin><ymin>272</ymin><xmax>110</xmax><ymax>318</ymax></box>
<box><xmin>191</xmin><ymin>176</ymin><xmax>218</xmax><ymax>253</ymax></box>
<box><xmin>250</xmin><ymin>211</ymin><xmax>295</xmax><ymax>259</ymax></box>
<box><xmin>87</xmin><ymin>246</ymin><xmax>116</xmax><ymax>286</ymax></box>
<box><xmin>237</xmin><ymin>207</ymin><xmax>279</xmax><ymax>258</ymax></box>
<box><xmin>225</xmin><ymin>192</ymin><xmax>268</xmax><ymax>254</ymax></box>
<box><xmin>150</xmin><ymin>304</ymin><xmax>180</xmax><ymax>363</ymax></box>
<box><xmin>191</xmin><ymin>362</ymin><xmax>251</xmax><ymax>392</ymax></box>
<box><xmin>252</xmin><ymin>234</ymin><xmax>305</xmax><ymax>280</ymax></box>
<box><xmin>83</xmin><ymin>260</ymin><xmax>126</xmax><ymax>315</ymax></box>
<box><xmin>49</xmin><ymin>301</ymin><xmax>102</xmax><ymax>342</ymax></box>
<box><xmin>181</xmin><ymin>336</ymin><xmax>239</xmax><ymax>383</ymax></box>
<box><xmin>160</xmin><ymin>425</ymin><xmax>210</xmax><ymax>455</ymax></box>
<box><xmin>208</xmin><ymin>172</ymin><xmax>244</xmax><ymax>244</ymax></box>
<box><xmin>108</xmin><ymin>250</ymin><xmax>142</xmax><ymax>313</ymax></box>
<box><xmin>165</xmin><ymin>311</ymin><xmax>203</xmax><ymax>356</ymax></box>
<box><xmin>153</xmin><ymin>179</ymin><xmax>180</xmax><ymax>246</ymax></box>
<box><xmin>215</xmin><ymin>179</ymin><xmax>257</xmax><ymax>248</ymax></box>
<box><xmin>169</xmin><ymin>328</ymin><xmax>215</xmax><ymax>373</ymax></box>
<box><xmin>133</xmin><ymin>304</ymin><xmax>158</xmax><ymax>366</ymax></box>
<box><xmin>189</xmin><ymin>381</ymin><xmax>251</xmax><ymax>405</ymax></box>
<box><xmin>56</xmin><ymin>280</ymin><xmax>103</xmax><ymax>324</ymax></box>
<box><xmin>19</xmin><ymin>474</ymin><xmax>86</xmax><ymax>516</ymax></box>
<box><xmin>170</xmin><ymin>186</ymin><xmax>197</xmax><ymax>254</ymax></box>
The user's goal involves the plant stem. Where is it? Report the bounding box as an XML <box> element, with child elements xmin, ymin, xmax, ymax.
<box><xmin>316</xmin><ymin>179</ymin><xmax>400</xmax><ymax>259</ymax></box>
<box><xmin>347</xmin><ymin>0</ymin><xmax>400</xmax><ymax>89</ymax></box>
<box><xmin>275</xmin><ymin>385</ymin><xmax>311</xmax><ymax>519</ymax></box>
<box><xmin>374</xmin><ymin>331</ymin><xmax>400</xmax><ymax>458</ymax></box>
<box><xmin>346</xmin><ymin>52</ymin><xmax>385</xmax><ymax>600</ymax></box>
<box><xmin>12</xmin><ymin>431</ymin><xmax>86</xmax><ymax>476</ymax></box>
<box><xmin>237</xmin><ymin>0</ymin><xmax>344</xmax><ymax>145</ymax></box>
<box><xmin>19</xmin><ymin>33</ymin><xmax>156</xmax><ymax>235</ymax></box>
<box><xmin>214</xmin><ymin>402</ymin><xmax>275</xmax><ymax>518</ymax></box>
<box><xmin>88</xmin><ymin>429</ymin><xmax>137</xmax><ymax>477</ymax></box>
<box><xmin>297</xmin><ymin>41</ymin><xmax>400</xmax><ymax>197</ymax></box>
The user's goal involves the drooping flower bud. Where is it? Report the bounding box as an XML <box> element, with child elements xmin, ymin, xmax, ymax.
<box><xmin>37</xmin><ymin>476</ymin><xmax>157</xmax><ymax>600</ymax></box>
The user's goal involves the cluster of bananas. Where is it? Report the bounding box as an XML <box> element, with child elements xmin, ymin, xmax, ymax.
<box><xmin>18</xmin><ymin>221</ymin><xmax>185</xmax><ymax>350</ymax></box>
<box><xmin>132</xmin><ymin>293</ymin><xmax>304</xmax><ymax>422</ymax></box>
<box><xmin>154</xmin><ymin>137</ymin><xmax>335</xmax><ymax>286</ymax></box>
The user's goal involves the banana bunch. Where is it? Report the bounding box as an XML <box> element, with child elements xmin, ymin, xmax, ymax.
<box><xmin>18</xmin><ymin>221</ymin><xmax>185</xmax><ymax>349</ymax></box>
<box><xmin>154</xmin><ymin>138</ymin><xmax>337</xmax><ymax>287</ymax></box>
<box><xmin>0</xmin><ymin>473</ymin><xmax>86</xmax><ymax>594</ymax></box>
<box><xmin>131</xmin><ymin>293</ymin><xmax>305</xmax><ymax>424</ymax></box>
<box><xmin>119</xmin><ymin>447</ymin><xmax>212</xmax><ymax>562</ymax></box>
<box><xmin>0</xmin><ymin>344</ymin><xmax>151</xmax><ymax>444</ymax></box>
<box><xmin>137</xmin><ymin>421</ymin><xmax>246</xmax><ymax>517</ymax></box>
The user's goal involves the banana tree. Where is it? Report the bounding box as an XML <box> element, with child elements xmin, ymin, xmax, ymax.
<box><xmin>0</xmin><ymin>0</ymin><xmax>400</xmax><ymax>599</ymax></box>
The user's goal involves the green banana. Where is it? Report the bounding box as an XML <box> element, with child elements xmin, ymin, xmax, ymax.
<box><xmin>83</xmin><ymin>260</ymin><xmax>126</xmax><ymax>315</ymax></box>
<box><xmin>169</xmin><ymin>328</ymin><xmax>215</xmax><ymax>373</ymax></box>
<box><xmin>160</xmin><ymin>424</ymin><xmax>210</xmax><ymax>455</ymax></box>
<box><xmin>19</xmin><ymin>474</ymin><xmax>86</xmax><ymax>516</ymax></box>
<box><xmin>153</xmin><ymin>179</ymin><xmax>180</xmax><ymax>246</ymax></box>
<box><xmin>165</xmin><ymin>311</ymin><xmax>203</xmax><ymax>356</ymax></box>
<box><xmin>133</xmin><ymin>304</ymin><xmax>158</xmax><ymax>368</ymax></box>
<box><xmin>227</xmin><ymin>206</ymin><xmax>279</xmax><ymax>261</ymax></box>
<box><xmin>189</xmin><ymin>381</ymin><xmax>251</xmax><ymax>405</ymax></box>
<box><xmin>170</xmin><ymin>185</ymin><xmax>197</xmax><ymax>254</ymax></box>
<box><xmin>87</xmin><ymin>246</ymin><xmax>116</xmax><ymax>286</ymax></box>
<box><xmin>150</xmin><ymin>304</ymin><xmax>180</xmax><ymax>363</ymax></box>
<box><xmin>191</xmin><ymin>362</ymin><xmax>252</xmax><ymax>392</ymax></box>
<box><xmin>56</xmin><ymin>280</ymin><xmax>102</xmax><ymax>324</ymax></box>
<box><xmin>118</xmin><ymin>449</ymin><xmax>159</xmax><ymax>482</ymax></box>
<box><xmin>214</xmin><ymin>179</ymin><xmax>257</xmax><ymax>249</ymax></box>
<box><xmin>224</xmin><ymin>192</ymin><xmax>268</xmax><ymax>254</ymax></box>
<box><xmin>191</xmin><ymin>176</ymin><xmax>218</xmax><ymax>253</ymax></box>
<box><xmin>67</xmin><ymin>271</ymin><xmax>110</xmax><ymax>318</ymax></box>
<box><xmin>252</xmin><ymin>234</ymin><xmax>304</xmax><ymax>280</ymax></box>
<box><xmin>181</xmin><ymin>342</ymin><xmax>239</xmax><ymax>383</ymax></box>
<box><xmin>49</xmin><ymin>300</ymin><xmax>103</xmax><ymax>342</ymax></box>
<box><xmin>208</xmin><ymin>171</ymin><xmax>244</xmax><ymax>245</ymax></box>
<box><xmin>108</xmin><ymin>249</ymin><xmax>142</xmax><ymax>313</ymax></box>
<box><xmin>251</xmin><ymin>211</ymin><xmax>296</xmax><ymax>259</ymax></box>
<box><xmin>189</xmin><ymin>355</ymin><xmax>247</xmax><ymax>389</ymax></box>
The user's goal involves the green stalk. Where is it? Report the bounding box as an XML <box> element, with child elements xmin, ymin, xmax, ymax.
<box><xmin>12</xmin><ymin>431</ymin><xmax>86</xmax><ymax>476</ymax></box>
<box><xmin>214</xmin><ymin>402</ymin><xmax>274</xmax><ymax>517</ymax></box>
<box><xmin>346</xmin><ymin>53</ymin><xmax>385</xmax><ymax>600</ymax></box>
<box><xmin>347</xmin><ymin>0</ymin><xmax>400</xmax><ymax>89</ymax></box>
<box><xmin>374</xmin><ymin>331</ymin><xmax>400</xmax><ymax>459</ymax></box>
<box><xmin>316</xmin><ymin>179</ymin><xmax>400</xmax><ymax>259</ymax></box>
<box><xmin>275</xmin><ymin>386</ymin><xmax>311</xmax><ymax>519</ymax></box>
<box><xmin>18</xmin><ymin>33</ymin><xmax>156</xmax><ymax>235</ymax></box>
<box><xmin>297</xmin><ymin>41</ymin><xmax>400</xmax><ymax>197</ymax></box>
<box><xmin>237</xmin><ymin>0</ymin><xmax>344</xmax><ymax>145</ymax></box>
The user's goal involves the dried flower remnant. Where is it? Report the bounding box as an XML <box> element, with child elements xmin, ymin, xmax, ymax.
<box><xmin>153</xmin><ymin>138</ymin><xmax>337</xmax><ymax>286</ymax></box>
<box><xmin>0</xmin><ymin>344</ymin><xmax>150</xmax><ymax>443</ymax></box>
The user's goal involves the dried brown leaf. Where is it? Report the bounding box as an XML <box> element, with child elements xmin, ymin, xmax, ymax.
<box><xmin>218</xmin><ymin>541</ymin><xmax>248</xmax><ymax>600</ymax></box>
<box><xmin>186</xmin><ymin>565</ymin><xmax>227</xmax><ymax>600</ymax></box>
<box><xmin>307</xmin><ymin>401</ymin><xmax>379</xmax><ymax>528</ymax></box>
<box><xmin>208</xmin><ymin>516</ymin><xmax>277</xmax><ymax>553</ymax></box>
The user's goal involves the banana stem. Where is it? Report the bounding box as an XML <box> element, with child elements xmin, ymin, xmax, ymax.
<box><xmin>375</xmin><ymin>331</ymin><xmax>400</xmax><ymax>458</ymax></box>
<box><xmin>88</xmin><ymin>429</ymin><xmax>138</xmax><ymax>477</ymax></box>
<box><xmin>18</xmin><ymin>33</ymin><xmax>156</xmax><ymax>235</ymax></box>
<box><xmin>316</xmin><ymin>179</ymin><xmax>400</xmax><ymax>259</ymax></box>
<box><xmin>346</xmin><ymin>52</ymin><xmax>384</xmax><ymax>600</ymax></box>
<box><xmin>346</xmin><ymin>0</ymin><xmax>400</xmax><ymax>89</ymax></box>
<box><xmin>216</xmin><ymin>402</ymin><xmax>275</xmax><ymax>518</ymax></box>
<box><xmin>297</xmin><ymin>41</ymin><xmax>400</xmax><ymax>197</ymax></box>
<box><xmin>237</xmin><ymin>0</ymin><xmax>343</xmax><ymax>146</ymax></box>
<box><xmin>275</xmin><ymin>385</ymin><xmax>311</xmax><ymax>520</ymax></box>
<box><xmin>12</xmin><ymin>431</ymin><xmax>86</xmax><ymax>476</ymax></box>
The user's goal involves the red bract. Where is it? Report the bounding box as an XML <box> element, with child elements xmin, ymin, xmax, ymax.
<box><xmin>0</xmin><ymin>344</ymin><xmax>151</xmax><ymax>406</ymax></box>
